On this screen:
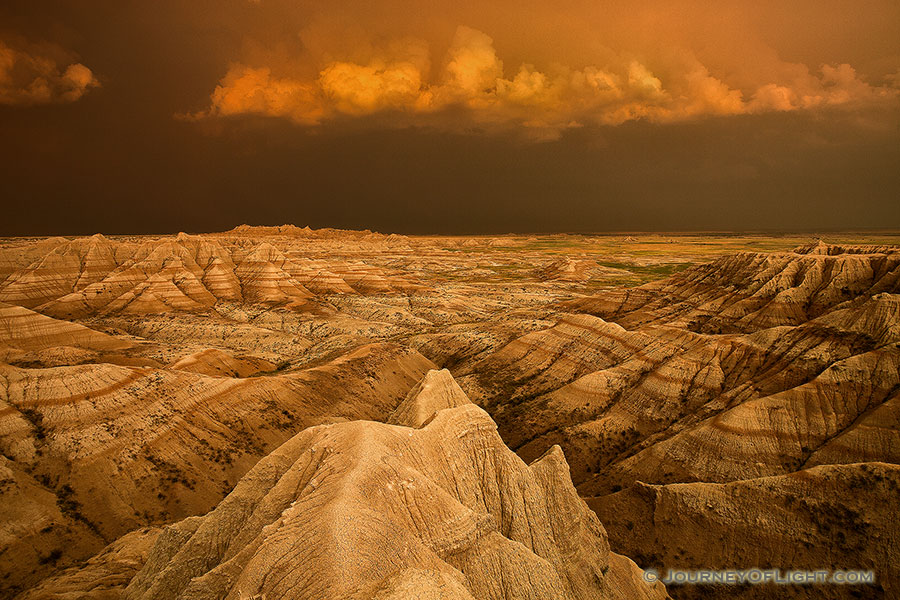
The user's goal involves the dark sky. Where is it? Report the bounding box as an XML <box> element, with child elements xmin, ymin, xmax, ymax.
<box><xmin>2</xmin><ymin>0</ymin><xmax>899</xmax><ymax>235</ymax></box>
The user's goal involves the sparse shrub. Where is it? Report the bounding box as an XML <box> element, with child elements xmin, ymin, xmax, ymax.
<box><xmin>19</xmin><ymin>407</ymin><xmax>47</xmax><ymax>441</ymax></box>
<box><xmin>38</xmin><ymin>549</ymin><xmax>62</xmax><ymax>565</ymax></box>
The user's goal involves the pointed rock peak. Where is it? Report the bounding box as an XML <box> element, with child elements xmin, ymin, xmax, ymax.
<box><xmin>529</xmin><ymin>444</ymin><xmax>572</xmax><ymax>480</ymax></box>
<box><xmin>531</xmin><ymin>444</ymin><xmax>567</xmax><ymax>467</ymax></box>
<box><xmin>243</xmin><ymin>242</ymin><xmax>287</xmax><ymax>263</ymax></box>
<box><xmin>65</xmin><ymin>233</ymin><xmax>112</xmax><ymax>251</ymax></box>
<box><xmin>161</xmin><ymin>254</ymin><xmax>188</xmax><ymax>269</ymax></box>
<box><xmin>793</xmin><ymin>239</ymin><xmax>833</xmax><ymax>255</ymax></box>
<box><xmin>388</xmin><ymin>368</ymin><xmax>472</xmax><ymax>428</ymax></box>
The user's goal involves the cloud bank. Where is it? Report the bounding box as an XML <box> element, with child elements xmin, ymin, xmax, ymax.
<box><xmin>0</xmin><ymin>38</ymin><xmax>99</xmax><ymax>106</ymax></box>
<box><xmin>192</xmin><ymin>26</ymin><xmax>898</xmax><ymax>138</ymax></box>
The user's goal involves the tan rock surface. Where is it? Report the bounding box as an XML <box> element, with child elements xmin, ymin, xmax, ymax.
<box><xmin>16</xmin><ymin>527</ymin><xmax>161</xmax><ymax>600</ymax></box>
<box><xmin>3</xmin><ymin>231</ymin><xmax>899</xmax><ymax>599</ymax></box>
<box><xmin>0</xmin><ymin>302</ymin><xmax>131</xmax><ymax>365</ymax></box>
<box><xmin>415</xmin><ymin>242</ymin><xmax>900</xmax><ymax>598</ymax></box>
<box><xmin>0</xmin><ymin>343</ymin><xmax>432</xmax><ymax>595</ymax></box>
<box><xmin>588</xmin><ymin>463</ymin><xmax>899</xmax><ymax>599</ymax></box>
<box><xmin>167</xmin><ymin>348</ymin><xmax>276</xmax><ymax>378</ymax></box>
<box><xmin>123</xmin><ymin>371</ymin><xmax>667</xmax><ymax>600</ymax></box>
<box><xmin>387</xmin><ymin>368</ymin><xmax>472</xmax><ymax>427</ymax></box>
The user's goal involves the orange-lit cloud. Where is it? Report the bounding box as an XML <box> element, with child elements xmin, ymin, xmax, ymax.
<box><xmin>204</xmin><ymin>65</ymin><xmax>323</xmax><ymax>124</ymax></box>
<box><xmin>192</xmin><ymin>25</ymin><xmax>899</xmax><ymax>138</ymax></box>
<box><xmin>320</xmin><ymin>60</ymin><xmax>425</xmax><ymax>115</ymax></box>
<box><xmin>0</xmin><ymin>39</ymin><xmax>99</xmax><ymax>106</ymax></box>
<box><xmin>748</xmin><ymin>63</ymin><xmax>895</xmax><ymax>113</ymax></box>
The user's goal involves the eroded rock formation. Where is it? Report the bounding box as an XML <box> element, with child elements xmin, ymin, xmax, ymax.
<box><xmin>123</xmin><ymin>370</ymin><xmax>666</xmax><ymax>600</ymax></box>
<box><xmin>2</xmin><ymin>232</ymin><xmax>898</xmax><ymax>599</ymax></box>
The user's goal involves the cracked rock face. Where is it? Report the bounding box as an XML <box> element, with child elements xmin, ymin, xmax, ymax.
<box><xmin>123</xmin><ymin>370</ymin><xmax>666</xmax><ymax>600</ymax></box>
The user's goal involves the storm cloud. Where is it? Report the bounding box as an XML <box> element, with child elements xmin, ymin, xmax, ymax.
<box><xmin>0</xmin><ymin>0</ymin><xmax>897</xmax><ymax>235</ymax></box>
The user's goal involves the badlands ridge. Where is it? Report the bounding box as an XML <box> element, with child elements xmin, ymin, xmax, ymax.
<box><xmin>1</xmin><ymin>227</ymin><xmax>898</xmax><ymax>599</ymax></box>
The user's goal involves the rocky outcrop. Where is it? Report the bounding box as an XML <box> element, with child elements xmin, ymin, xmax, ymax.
<box><xmin>4</xmin><ymin>232</ymin><xmax>898</xmax><ymax>600</ymax></box>
<box><xmin>123</xmin><ymin>370</ymin><xmax>667</xmax><ymax>600</ymax></box>
<box><xmin>430</xmin><ymin>244</ymin><xmax>900</xmax><ymax>598</ymax></box>
<box><xmin>588</xmin><ymin>346</ymin><xmax>900</xmax><ymax>492</ymax></box>
<box><xmin>0</xmin><ymin>343</ymin><xmax>433</xmax><ymax>595</ymax></box>
<box><xmin>451</xmin><ymin>246</ymin><xmax>900</xmax><ymax>494</ymax></box>
<box><xmin>0</xmin><ymin>302</ymin><xmax>131</xmax><ymax>365</ymax></box>
<box><xmin>564</xmin><ymin>245</ymin><xmax>900</xmax><ymax>333</ymax></box>
<box><xmin>0</xmin><ymin>234</ymin><xmax>426</xmax><ymax>318</ymax></box>
<box><xmin>234</xmin><ymin>243</ymin><xmax>314</xmax><ymax>304</ymax></box>
<box><xmin>588</xmin><ymin>463</ymin><xmax>899</xmax><ymax>599</ymax></box>
<box><xmin>387</xmin><ymin>368</ymin><xmax>471</xmax><ymax>427</ymax></box>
